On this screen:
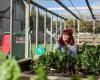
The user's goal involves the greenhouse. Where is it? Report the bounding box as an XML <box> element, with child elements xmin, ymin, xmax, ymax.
<box><xmin>0</xmin><ymin>0</ymin><xmax>100</xmax><ymax>80</ymax></box>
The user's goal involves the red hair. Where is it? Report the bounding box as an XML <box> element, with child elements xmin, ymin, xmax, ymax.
<box><xmin>59</xmin><ymin>29</ymin><xmax>75</xmax><ymax>46</ymax></box>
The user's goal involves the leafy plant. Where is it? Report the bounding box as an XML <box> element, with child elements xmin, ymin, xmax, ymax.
<box><xmin>76</xmin><ymin>44</ymin><xmax>100</xmax><ymax>74</ymax></box>
<box><xmin>71</xmin><ymin>75</ymin><xmax>82</xmax><ymax>80</ymax></box>
<box><xmin>35</xmin><ymin>63</ymin><xmax>47</xmax><ymax>80</ymax></box>
<box><xmin>32</xmin><ymin>43</ymin><xmax>100</xmax><ymax>76</ymax></box>
<box><xmin>71</xmin><ymin>75</ymin><xmax>97</xmax><ymax>80</ymax></box>
<box><xmin>33</xmin><ymin>48</ymin><xmax>77</xmax><ymax>73</ymax></box>
<box><xmin>0</xmin><ymin>58</ymin><xmax>21</xmax><ymax>80</ymax></box>
<box><xmin>87</xmin><ymin>75</ymin><xmax>97</xmax><ymax>80</ymax></box>
<box><xmin>0</xmin><ymin>51</ymin><xmax>6</xmax><ymax>64</ymax></box>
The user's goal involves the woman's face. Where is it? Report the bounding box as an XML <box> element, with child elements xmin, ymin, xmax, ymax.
<box><xmin>62</xmin><ymin>33</ymin><xmax>69</xmax><ymax>41</ymax></box>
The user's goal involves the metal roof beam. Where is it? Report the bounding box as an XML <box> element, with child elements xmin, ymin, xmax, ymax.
<box><xmin>85</xmin><ymin>0</ymin><xmax>96</xmax><ymax>19</ymax></box>
<box><xmin>54</xmin><ymin>0</ymin><xmax>81</xmax><ymax>20</ymax></box>
<box><xmin>48</xmin><ymin>6</ymin><xmax>100</xmax><ymax>10</ymax></box>
<box><xmin>30</xmin><ymin>0</ymin><xmax>67</xmax><ymax>20</ymax></box>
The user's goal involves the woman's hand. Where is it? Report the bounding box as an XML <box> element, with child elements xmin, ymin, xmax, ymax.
<box><xmin>64</xmin><ymin>41</ymin><xmax>70</xmax><ymax>48</ymax></box>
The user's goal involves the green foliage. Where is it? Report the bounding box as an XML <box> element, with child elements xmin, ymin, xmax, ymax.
<box><xmin>0</xmin><ymin>58</ymin><xmax>21</xmax><ymax>80</ymax></box>
<box><xmin>31</xmin><ymin>6</ymin><xmax>51</xmax><ymax>31</ymax></box>
<box><xmin>0</xmin><ymin>51</ymin><xmax>6</xmax><ymax>64</ymax></box>
<box><xmin>33</xmin><ymin>47</ymin><xmax>77</xmax><ymax>73</ymax></box>
<box><xmin>87</xmin><ymin>75</ymin><xmax>97</xmax><ymax>80</ymax></box>
<box><xmin>71</xmin><ymin>75</ymin><xmax>97</xmax><ymax>80</ymax></box>
<box><xmin>77</xmin><ymin>44</ymin><xmax>100</xmax><ymax>73</ymax></box>
<box><xmin>71</xmin><ymin>75</ymin><xmax>82</xmax><ymax>80</ymax></box>
<box><xmin>66</xmin><ymin>19</ymin><xmax>73</xmax><ymax>27</ymax></box>
<box><xmin>35</xmin><ymin>64</ymin><xmax>47</xmax><ymax>80</ymax></box>
<box><xmin>66</xmin><ymin>18</ymin><xmax>100</xmax><ymax>33</ymax></box>
<box><xmin>80</xmin><ymin>21</ymin><xmax>93</xmax><ymax>32</ymax></box>
<box><xmin>32</xmin><ymin>43</ymin><xmax>100</xmax><ymax>77</ymax></box>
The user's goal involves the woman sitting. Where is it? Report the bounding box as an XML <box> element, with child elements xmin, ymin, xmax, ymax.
<box><xmin>53</xmin><ymin>28</ymin><xmax>77</xmax><ymax>56</ymax></box>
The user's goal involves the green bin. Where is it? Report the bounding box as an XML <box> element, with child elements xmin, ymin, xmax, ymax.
<box><xmin>4</xmin><ymin>32</ymin><xmax>25</xmax><ymax>60</ymax></box>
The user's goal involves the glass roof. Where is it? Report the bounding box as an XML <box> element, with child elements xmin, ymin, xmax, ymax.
<box><xmin>33</xmin><ymin>0</ymin><xmax>100</xmax><ymax>21</ymax></box>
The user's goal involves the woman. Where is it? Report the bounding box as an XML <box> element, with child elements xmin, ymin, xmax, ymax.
<box><xmin>53</xmin><ymin>28</ymin><xmax>77</xmax><ymax>56</ymax></box>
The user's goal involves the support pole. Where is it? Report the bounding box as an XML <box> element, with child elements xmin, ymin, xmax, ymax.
<box><xmin>63</xmin><ymin>21</ymin><xmax>65</xmax><ymax>30</ymax></box>
<box><xmin>56</xmin><ymin>17</ymin><xmax>58</xmax><ymax>42</ymax></box>
<box><xmin>73</xmin><ymin>17</ymin><xmax>76</xmax><ymax>38</ymax></box>
<box><xmin>93</xmin><ymin>20</ymin><xmax>95</xmax><ymax>34</ymax></box>
<box><xmin>50</xmin><ymin>14</ymin><xmax>53</xmax><ymax>51</ymax></box>
<box><xmin>44</xmin><ymin>12</ymin><xmax>47</xmax><ymax>48</ymax></box>
<box><xmin>73</xmin><ymin>17</ymin><xmax>76</xmax><ymax>34</ymax></box>
<box><xmin>25</xmin><ymin>0</ymin><xmax>30</xmax><ymax>59</ymax></box>
<box><xmin>93</xmin><ymin>20</ymin><xmax>96</xmax><ymax>45</ymax></box>
<box><xmin>10</xmin><ymin>0</ymin><xmax>13</xmax><ymax>57</ymax></box>
<box><xmin>77</xmin><ymin>20</ymin><xmax>80</xmax><ymax>44</ymax></box>
<box><xmin>64</xmin><ymin>20</ymin><xmax>66</xmax><ymax>30</ymax></box>
<box><xmin>61</xmin><ymin>20</ymin><xmax>63</xmax><ymax>32</ymax></box>
<box><xmin>36</xmin><ymin>7</ymin><xmax>39</xmax><ymax>48</ymax></box>
<box><xmin>60</xmin><ymin>19</ymin><xmax>62</xmax><ymax>35</ymax></box>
